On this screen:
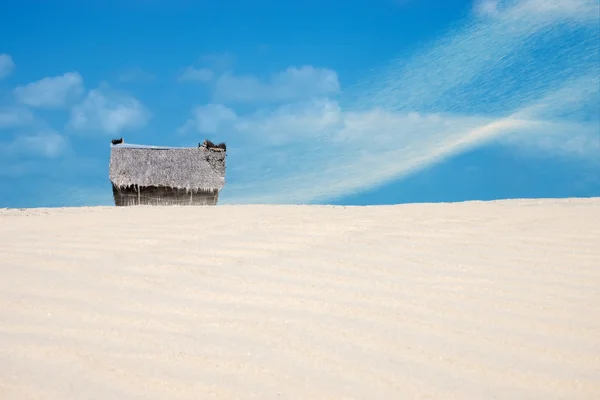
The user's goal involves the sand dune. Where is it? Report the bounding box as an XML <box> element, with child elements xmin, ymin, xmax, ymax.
<box><xmin>0</xmin><ymin>198</ymin><xmax>599</xmax><ymax>399</ymax></box>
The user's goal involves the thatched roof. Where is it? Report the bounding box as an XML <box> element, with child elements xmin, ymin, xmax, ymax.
<box><xmin>109</xmin><ymin>143</ymin><xmax>226</xmax><ymax>191</ymax></box>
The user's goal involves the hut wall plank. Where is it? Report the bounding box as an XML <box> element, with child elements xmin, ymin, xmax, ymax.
<box><xmin>112</xmin><ymin>185</ymin><xmax>219</xmax><ymax>206</ymax></box>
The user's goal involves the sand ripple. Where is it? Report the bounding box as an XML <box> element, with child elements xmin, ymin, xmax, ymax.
<box><xmin>1</xmin><ymin>199</ymin><xmax>599</xmax><ymax>399</ymax></box>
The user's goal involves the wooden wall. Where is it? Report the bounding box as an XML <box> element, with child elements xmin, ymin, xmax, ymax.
<box><xmin>112</xmin><ymin>185</ymin><xmax>220</xmax><ymax>206</ymax></box>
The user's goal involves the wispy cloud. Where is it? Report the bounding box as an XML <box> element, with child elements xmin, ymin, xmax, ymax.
<box><xmin>213</xmin><ymin>66</ymin><xmax>340</xmax><ymax>104</ymax></box>
<box><xmin>517</xmin><ymin>0</ymin><xmax>599</xmax><ymax>20</ymax></box>
<box><xmin>14</xmin><ymin>72</ymin><xmax>84</xmax><ymax>108</ymax></box>
<box><xmin>474</xmin><ymin>0</ymin><xmax>500</xmax><ymax>16</ymax></box>
<box><xmin>118</xmin><ymin>67</ymin><xmax>156</xmax><ymax>83</ymax></box>
<box><xmin>0</xmin><ymin>107</ymin><xmax>34</xmax><ymax>129</ymax></box>
<box><xmin>68</xmin><ymin>83</ymin><xmax>151</xmax><ymax>135</ymax></box>
<box><xmin>177</xmin><ymin>66</ymin><xmax>215</xmax><ymax>83</ymax></box>
<box><xmin>179</xmin><ymin>64</ymin><xmax>340</xmax><ymax>104</ymax></box>
<box><xmin>0</xmin><ymin>54</ymin><xmax>15</xmax><ymax>79</ymax></box>
<box><xmin>177</xmin><ymin>52</ymin><xmax>236</xmax><ymax>83</ymax></box>
<box><xmin>178</xmin><ymin>103</ymin><xmax>237</xmax><ymax>134</ymax></box>
<box><xmin>2</xmin><ymin>130</ymin><xmax>69</xmax><ymax>159</ymax></box>
<box><xmin>199</xmin><ymin>52</ymin><xmax>236</xmax><ymax>71</ymax></box>
<box><xmin>180</xmin><ymin>98</ymin><xmax>343</xmax><ymax>144</ymax></box>
<box><xmin>179</xmin><ymin>0</ymin><xmax>598</xmax><ymax>204</ymax></box>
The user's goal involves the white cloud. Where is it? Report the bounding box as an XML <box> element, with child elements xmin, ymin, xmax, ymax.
<box><xmin>234</xmin><ymin>98</ymin><xmax>344</xmax><ymax>144</ymax></box>
<box><xmin>118</xmin><ymin>68</ymin><xmax>156</xmax><ymax>83</ymax></box>
<box><xmin>515</xmin><ymin>0</ymin><xmax>600</xmax><ymax>20</ymax></box>
<box><xmin>204</xmin><ymin>98</ymin><xmax>597</xmax><ymax>204</ymax></box>
<box><xmin>199</xmin><ymin>52</ymin><xmax>237</xmax><ymax>71</ymax></box>
<box><xmin>180</xmin><ymin>99</ymin><xmax>344</xmax><ymax>144</ymax></box>
<box><xmin>0</xmin><ymin>54</ymin><xmax>15</xmax><ymax>79</ymax></box>
<box><xmin>177</xmin><ymin>52</ymin><xmax>236</xmax><ymax>83</ymax></box>
<box><xmin>179</xmin><ymin>103</ymin><xmax>237</xmax><ymax>134</ymax></box>
<box><xmin>179</xmin><ymin>64</ymin><xmax>340</xmax><ymax>104</ymax></box>
<box><xmin>474</xmin><ymin>0</ymin><xmax>598</xmax><ymax>20</ymax></box>
<box><xmin>213</xmin><ymin>66</ymin><xmax>340</xmax><ymax>104</ymax></box>
<box><xmin>177</xmin><ymin>67</ymin><xmax>215</xmax><ymax>83</ymax></box>
<box><xmin>4</xmin><ymin>130</ymin><xmax>69</xmax><ymax>158</ymax></box>
<box><xmin>0</xmin><ymin>107</ymin><xmax>34</xmax><ymax>129</ymax></box>
<box><xmin>179</xmin><ymin>0</ymin><xmax>598</xmax><ymax>204</ymax></box>
<box><xmin>14</xmin><ymin>72</ymin><xmax>84</xmax><ymax>108</ymax></box>
<box><xmin>501</xmin><ymin>120</ymin><xmax>600</xmax><ymax>160</ymax></box>
<box><xmin>68</xmin><ymin>84</ymin><xmax>151</xmax><ymax>135</ymax></box>
<box><xmin>474</xmin><ymin>0</ymin><xmax>500</xmax><ymax>16</ymax></box>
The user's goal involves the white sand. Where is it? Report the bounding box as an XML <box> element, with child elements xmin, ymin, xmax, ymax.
<box><xmin>0</xmin><ymin>198</ymin><xmax>599</xmax><ymax>399</ymax></box>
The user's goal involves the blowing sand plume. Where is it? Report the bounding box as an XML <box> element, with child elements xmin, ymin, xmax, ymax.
<box><xmin>0</xmin><ymin>198</ymin><xmax>599</xmax><ymax>399</ymax></box>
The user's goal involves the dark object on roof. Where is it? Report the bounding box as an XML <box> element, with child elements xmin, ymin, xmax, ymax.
<box><xmin>199</xmin><ymin>139</ymin><xmax>226</xmax><ymax>151</ymax></box>
<box><xmin>111</xmin><ymin>138</ymin><xmax>124</xmax><ymax>145</ymax></box>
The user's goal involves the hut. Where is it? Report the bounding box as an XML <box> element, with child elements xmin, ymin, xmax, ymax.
<box><xmin>108</xmin><ymin>139</ymin><xmax>226</xmax><ymax>206</ymax></box>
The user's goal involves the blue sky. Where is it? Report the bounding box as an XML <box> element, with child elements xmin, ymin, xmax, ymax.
<box><xmin>0</xmin><ymin>0</ymin><xmax>598</xmax><ymax>208</ymax></box>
